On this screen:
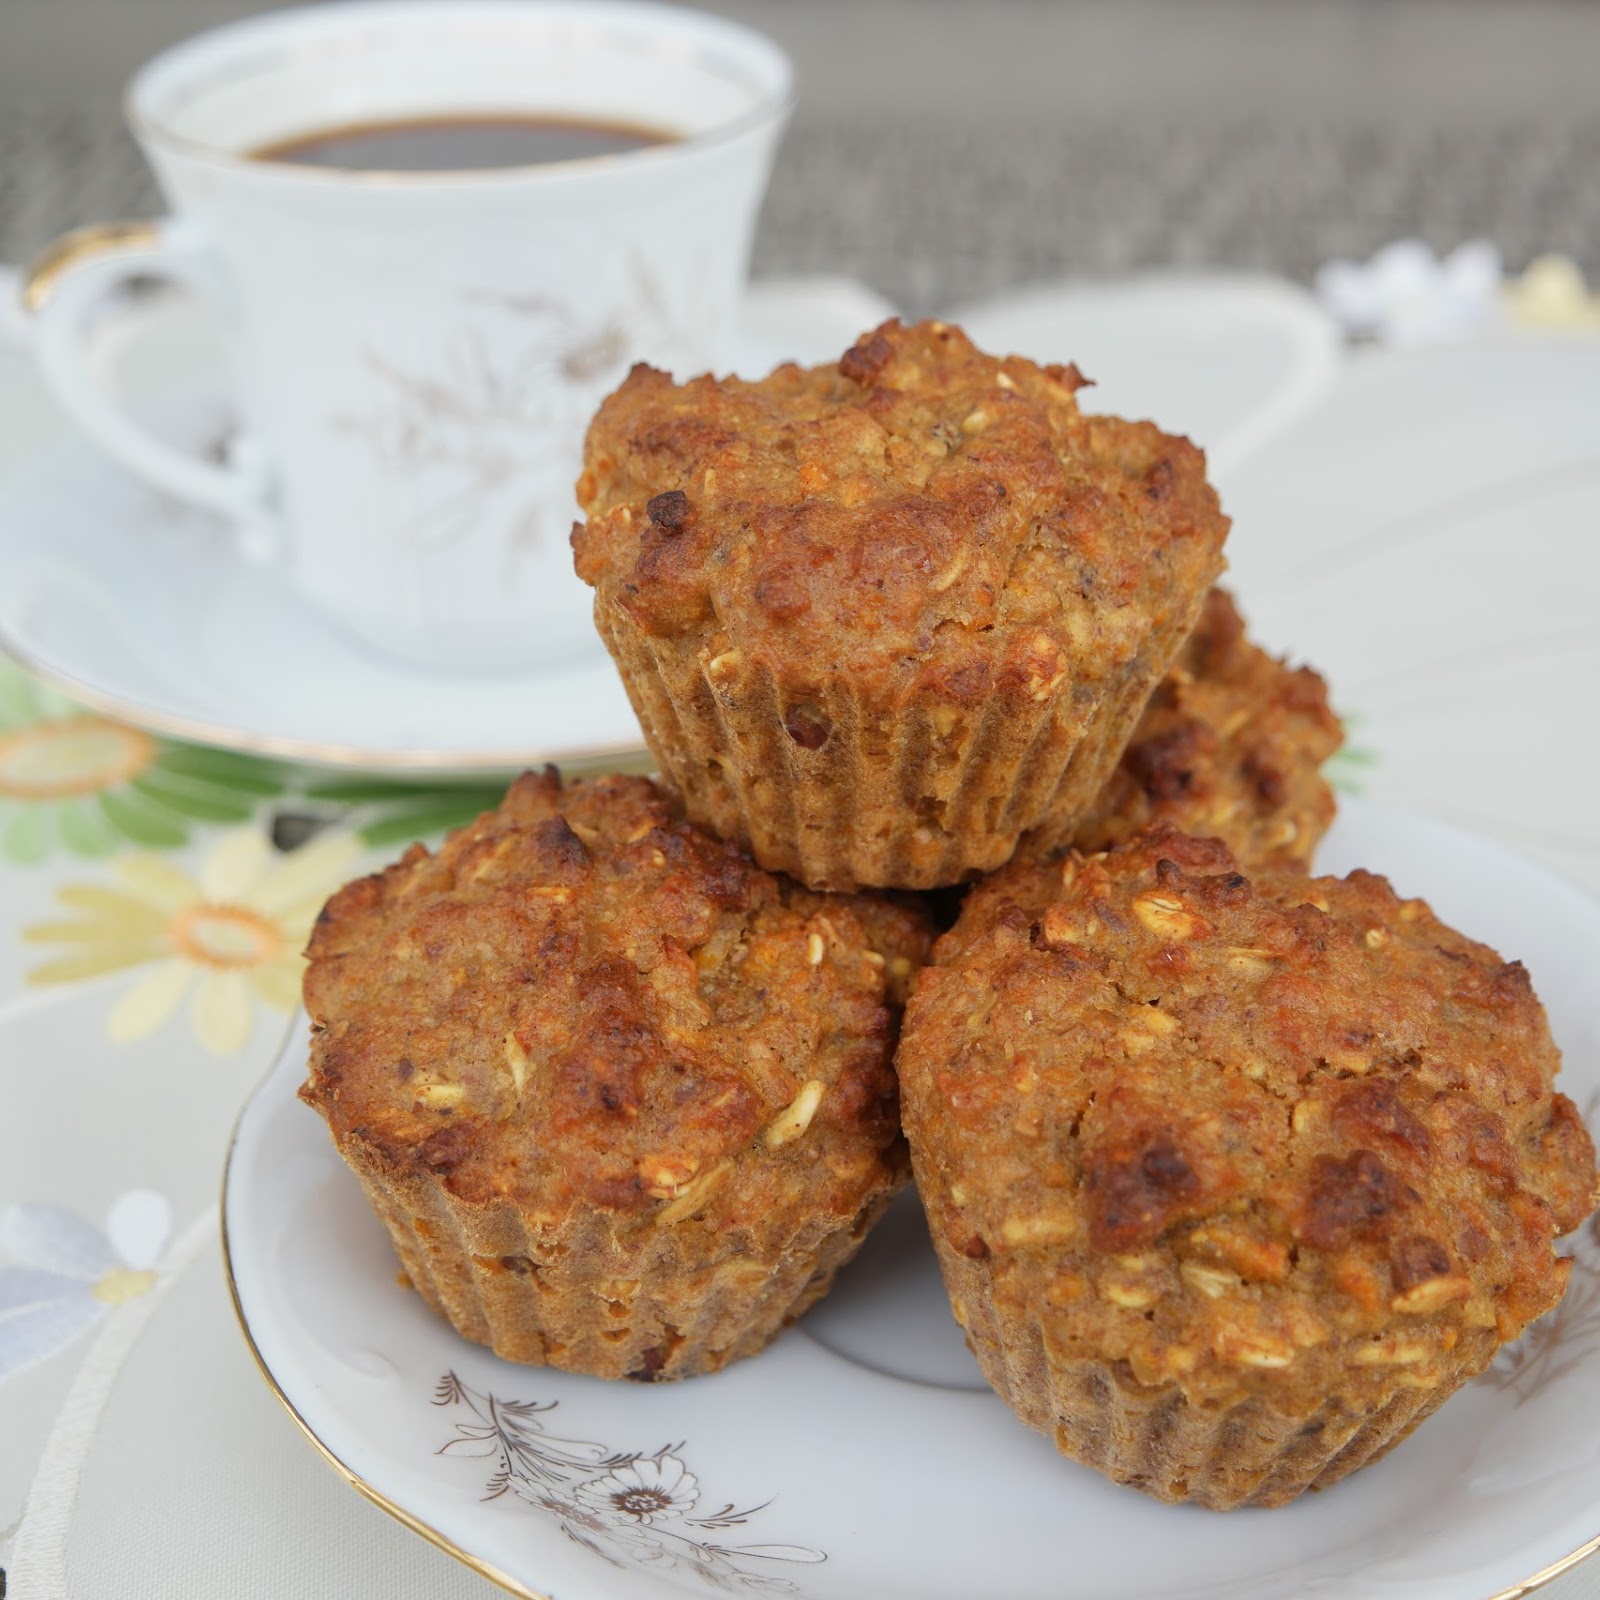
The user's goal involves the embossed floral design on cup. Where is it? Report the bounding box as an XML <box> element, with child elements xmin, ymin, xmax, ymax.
<box><xmin>25</xmin><ymin>1</ymin><xmax>793</xmax><ymax>670</ymax></box>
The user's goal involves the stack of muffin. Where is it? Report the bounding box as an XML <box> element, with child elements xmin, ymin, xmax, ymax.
<box><xmin>300</xmin><ymin>322</ymin><xmax>1597</xmax><ymax>1511</ymax></box>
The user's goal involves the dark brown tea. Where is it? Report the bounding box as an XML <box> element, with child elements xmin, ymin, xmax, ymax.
<box><xmin>250</xmin><ymin>114</ymin><xmax>675</xmax><ymax>172</ymax></box>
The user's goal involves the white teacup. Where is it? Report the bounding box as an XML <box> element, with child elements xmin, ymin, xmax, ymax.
<box><xmin>24</xmin><ymin>0</ymin><xmax>791</xmax><ymax>670</ymax></box>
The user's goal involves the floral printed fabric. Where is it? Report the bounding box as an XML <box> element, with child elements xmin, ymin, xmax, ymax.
<box><xmin>1315</xmin><ymin>240</ymin><xmax>1600</xmax><ymax>345</ymax></box>
<box><xmin>0</xmin><ymin>658</ymin><xmax>510</xmax><ymax>1592</ymax></box>
<box><xmin>0</xmin><ymin>655</ymin><xmax>511</xmax><ymax>1054</ymax></box>
<box><xmin>0</xmin><ymin>666</ymin><xmax>289</xmax><ymax>865</ymax></box>
<box><xmin>0</xmin><ymin>1192</ymin><xmax>170</xmax><ymax>1382</ymax></box>
<box><xmin>24</xmin><ymin>829</ymin><xmax>360</xmax><ymax>1053</ymax></box>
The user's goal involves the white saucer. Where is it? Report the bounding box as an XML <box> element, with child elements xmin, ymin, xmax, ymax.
<box><xmin>0</xmin><ymin>277</ymin><xmax>894</xmax><ymax>773</ymax></box>
<box><xmin>0</xmin><ymin>274</ymin><xmax>1338</xmax><ymax>773</ymax></box>
<box><xmin>225</xmin><ymin>798</ymin><xmax>1600</xmax><ymax>1600</ymax></box>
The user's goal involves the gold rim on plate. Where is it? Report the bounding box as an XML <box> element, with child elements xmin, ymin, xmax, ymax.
<box><xmin>218</xmin><ymin>1040</ymin><xmax>1600</xmax><ymax>1600</ymax></box>
<box><xmin>220</xmin><ymin>1119</ymin><xmax>553</xmax><ymax>1600</ymax></box>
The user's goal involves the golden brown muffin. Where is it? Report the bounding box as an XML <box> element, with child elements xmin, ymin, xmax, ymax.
<box><xmin>300</xmin><ymin>769</ymin><xmax>933</xmax><ymax>1382</ymax></box>
<box><xmin>898</xmin><ymin>828</ymin><xmax>1596</xmax><ymax>1509</ymax></box>
<box><xmin>572</xmin><ymin>319</ymin><xmax>1229</xmax><ymax>892</ymax></box>
<box><xmin>1069</xmin><ymin>588</ymin><xmax>1344</xmax><ymax>872</ymax></box>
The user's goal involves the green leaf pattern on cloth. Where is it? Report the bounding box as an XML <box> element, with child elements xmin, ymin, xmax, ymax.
<box><xmin>1327</xmin><ymin>711</ymin><xmax>1380</xmax><ymax>797</ymax></box>
<box><xmin>298</xmin><ymin>774</ymin><xmax>511</xmax><ymax>849</ymax></box>
<box><xmin>0</xmin><ymin>660</ymin><xmax>292</xmax><ymax>862</ymax></box>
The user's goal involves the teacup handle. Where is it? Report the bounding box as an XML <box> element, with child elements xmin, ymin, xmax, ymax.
<box><xmin>23</xmin><ymin>218</ymin><xmax>279</xmax><ymax>560</ymax></box>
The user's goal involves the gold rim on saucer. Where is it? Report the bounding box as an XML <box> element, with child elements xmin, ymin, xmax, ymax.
<box><xmin>219</xmin><ymin>1078</ymin><xmax>554</xmax><ymax>1600</ymax></box>
<box><xmin>21</xmin><ymin>220</ymin><xmax>164</xmax><ymax>314</ymax></box>
<box><xmin>0</xmin><ymin>624</ymin><xmax>653</xmax><ymax>776</ymax></box>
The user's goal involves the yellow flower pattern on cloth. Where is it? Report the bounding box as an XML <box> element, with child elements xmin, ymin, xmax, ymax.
<box><xmin>24</xmin><ymin>828</ymin><xmax>360</xmax><ymax>1053</ymax></box>
<box><xmin>1506</xmin><ymin>255</ymin><xmax>1600</xmax><ymax>331</ymax></box>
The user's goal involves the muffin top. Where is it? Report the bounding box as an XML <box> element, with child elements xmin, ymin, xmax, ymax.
<box><xmin>301</xmin><ymin>770</ymin><xmax>932</xmax><ymax>1220</ymax></box>
<box><xmin>1067</xmin><ymin>588</ymin><xmax>1344</xmax><ymax>871</ymax></box>
<box><xmin>572</xmin><ymin>319</ymin><xmax>1228</xmax><ymax>702</ymax></box>
<box><xmin>899</xmin><ymin>828</ymin><xmax>1597</xmax><ymax>1411</ymax></box>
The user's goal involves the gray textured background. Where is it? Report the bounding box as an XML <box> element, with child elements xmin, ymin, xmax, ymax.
<box><xmin>2</xmin><ymin>0</ymin><xmax>1599</xmax><ymax>312</ymax></box>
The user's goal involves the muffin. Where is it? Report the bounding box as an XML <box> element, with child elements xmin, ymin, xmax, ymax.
<box><xmin>300</xmin><ymin>768</ymin><xmax>933</xmax><ymax>1382</ymax></box>
<box><xmin>572</xmin><ymin>319</ymin><xmax>1229</xmax><ymax>891</ymax></box>
<box><xmin>898</xmin><ymin>827</ymin><xmax>1596</xmax><ymax>1508</ymax></box>
<box><xmin>1068</xmin><ymin>587</ymin><xmax>1344</xmax><ymax>872</ymax></box>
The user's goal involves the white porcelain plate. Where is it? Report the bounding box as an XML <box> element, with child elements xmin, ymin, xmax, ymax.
<box><xmin>0</xmin><ymin>274</ymin><xmax>1336</xmax><ymax>773</ymax></box>
<box><xmin>225</xmin><ymin>798</ymin><xmax>1600</xmax><ymax>1600</ymax></box>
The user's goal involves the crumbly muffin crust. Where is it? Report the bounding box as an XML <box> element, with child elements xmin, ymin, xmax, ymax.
<box><xmin>572</xmin><ymin>319</ymin><xmax>1229</xmax><ymax>890</ymax></box>
<box><xmin>1068</xmin><ymin>588</ymin><xmax>1344</xmax><ymax>872</ymax></box>
<box><xmin>898</xmin><ymin>828</ymin><xmax>1596</xmax><ymax>1506</ymax></box>
<box><xmin>301</xmin><ymin>769</ymin><xmax>932</xmax><ymax>1381</ymax></box>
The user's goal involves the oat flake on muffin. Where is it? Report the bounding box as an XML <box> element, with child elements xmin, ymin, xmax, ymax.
<box><xmin>898</xmin><ymin>827</ymin><xmax>1597</xmax><ymax>1509</ymax></box>
<box><xmin>300</xmin><ymin>768</ymin><xmax>932</xmax><ymax>1382</ymax></box>
<box><xmin>572</xmin><ymin>319</ymin><xmax>1229</xmax><ymax>891</ymax></box>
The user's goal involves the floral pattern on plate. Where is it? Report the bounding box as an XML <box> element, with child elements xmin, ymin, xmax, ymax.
<box><xmin>1484</xmin><ymin>1210</ymin><xmax>1600</xmax><ymax>1407</ymax></box>
<box><xmin>435</xmin><ymin>1372</ymin><xmax>825</xmax><ymax>1594</ymax></box>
